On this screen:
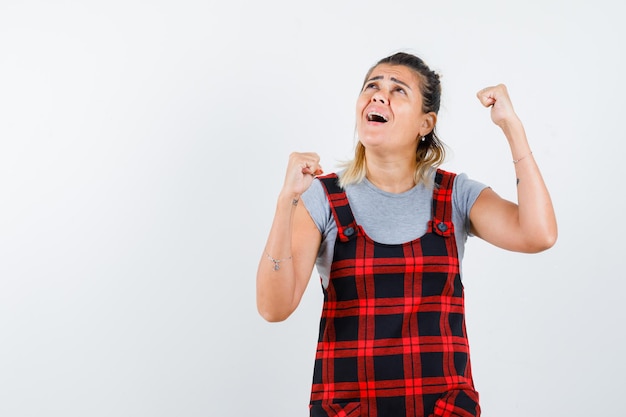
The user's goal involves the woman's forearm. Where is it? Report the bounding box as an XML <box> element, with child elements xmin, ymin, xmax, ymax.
<box><xmin>503</xmin><ymin>119</ymin><xmax>558</xmax><ymax>250</ymax></box>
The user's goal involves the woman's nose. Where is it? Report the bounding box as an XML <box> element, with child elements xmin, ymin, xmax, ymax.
<box><xmin>372</xmin><ymin>92</ymin><xmax>387</xmax><ymax>105</ymax></box>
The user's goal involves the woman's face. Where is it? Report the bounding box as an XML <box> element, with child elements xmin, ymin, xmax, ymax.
<box><xmin>356</xmin><ymin>64</ymin><xmax>433</xmax><ymax>155</ymax></box>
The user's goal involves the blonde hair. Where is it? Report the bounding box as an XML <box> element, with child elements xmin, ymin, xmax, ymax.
<box><xmin>339</xmin><ymin>52</ymin><xmax>446</xmax><ymax>188</ymax></box>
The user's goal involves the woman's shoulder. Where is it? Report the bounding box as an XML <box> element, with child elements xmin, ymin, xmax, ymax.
<box><xmin>430</xmin><ymin>167</ymin><xmax>487</xmax><ymax>192</ymax></box>
<box><xmin>452</xmin><ymin>171</ymin><xmax>488</xmax><ymax>193</ymax></box>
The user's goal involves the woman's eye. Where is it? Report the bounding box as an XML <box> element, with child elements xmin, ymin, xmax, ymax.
<box><xmin>394</xmin><ymin>87</ymin><xmax>406</xmax><ymax>94</ymax></box>
<box><xmin>365</xmin><ymin>83</ymin><xmax>377</xmax><ymax>90</ymax></box>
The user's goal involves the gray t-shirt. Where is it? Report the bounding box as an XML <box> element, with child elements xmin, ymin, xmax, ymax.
<box><xmin>301</xmin><ymin>170</ymin><xmax>488</xmax><ymax>288</ymax></box>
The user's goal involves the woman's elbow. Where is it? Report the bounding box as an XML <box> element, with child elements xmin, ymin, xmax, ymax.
<box><xmin>526</xmin><ymin>228</ymin><xmax>558</xmax><ymax>253</ymax></box>
<box><xmin>257</xmin><ymin>303</ymin><xmax>293</xmax><ymax>323</ymax></box>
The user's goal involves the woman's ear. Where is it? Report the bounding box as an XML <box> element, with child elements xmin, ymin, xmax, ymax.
<box><xmin>420</xmin><ymin>112</ymin><xmax>437</xmax><ymax>136</ymax></box>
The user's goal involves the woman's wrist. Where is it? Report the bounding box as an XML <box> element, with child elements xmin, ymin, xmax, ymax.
<box><xmin>278</xmin><ymin>190</ymin><xmax>301</xmax><ymax>206</ymax></box>
<box><xmin>498</xmin><ymin>115</ymin><xmax>524</xmax><ymax>137</ymax></box>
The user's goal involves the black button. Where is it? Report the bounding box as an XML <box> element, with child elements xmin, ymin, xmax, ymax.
<box><xmin>344</xmin><ymin>227</ymin><xmax>355</xmax><ymax>236</ymax></box>
<box><xmin>437</xmin><ymin>222</ymin><xmax>448</xmax><ymax>232</ymax></box>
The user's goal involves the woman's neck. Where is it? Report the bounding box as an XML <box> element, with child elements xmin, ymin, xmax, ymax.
<box><xmin>365</xmin><ymin>154</ymin><xmax>416</xmax><ymax>194</ymax></box>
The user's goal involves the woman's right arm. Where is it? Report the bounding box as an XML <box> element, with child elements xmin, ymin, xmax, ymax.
<box><xmin>256</xmin><ymin>152</ymin><xmax>324</xmax><ymax>322</ymax></box>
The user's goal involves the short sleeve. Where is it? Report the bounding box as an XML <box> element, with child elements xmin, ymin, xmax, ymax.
<box><xmin>452</xmin><ymin>173</ymin><xmax>489</xmax><ymax>237</ymax></box>
<box><xmin>300</xmin><ymin>178</ymin><xmax>334</xmax><ymax>239</ymax></box>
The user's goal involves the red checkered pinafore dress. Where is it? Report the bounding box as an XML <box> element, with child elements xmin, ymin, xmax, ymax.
<box><xmin>309</xmin><ymin>170</ymin><xmax>480</xmax><ymax>417</ymax></box>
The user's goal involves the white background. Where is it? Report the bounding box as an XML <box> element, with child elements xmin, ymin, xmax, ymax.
<box><xmin>1</xmin><ymin>0</ymin><xmax>624</xmax><ymax>416</ymax></box>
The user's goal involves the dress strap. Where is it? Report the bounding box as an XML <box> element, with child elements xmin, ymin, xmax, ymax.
<box><xmin>317</xmin><ymin>174</ymin><xmax>359</xmax><ymax>242</ymax></box>
<box><xmin>430</xmin><ymin>169</ymin><xmax>457</xmax><ymax>237</ymax></box>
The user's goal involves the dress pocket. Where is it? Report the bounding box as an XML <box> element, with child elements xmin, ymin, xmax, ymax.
<box><xmin>310</xmin><ymin>401</ymin><xmax>361</xmax><ymax>417</ymax></box>
<box><xmin>431</xmin><ymin>388</ymin><xmax>480</xmax><ymax>416</ymax></box>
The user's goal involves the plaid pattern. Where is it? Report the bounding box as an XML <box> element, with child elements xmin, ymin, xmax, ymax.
<box><xmin>309</xmin><ymin>170</ymin><xmax>480</xmax><ymax>417</ymax></box>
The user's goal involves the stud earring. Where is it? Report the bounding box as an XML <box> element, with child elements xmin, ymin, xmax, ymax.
<box><xmin>421</xmin><ymin>136</ymin><xmax>426</xmax><ymax>142</ymax></box>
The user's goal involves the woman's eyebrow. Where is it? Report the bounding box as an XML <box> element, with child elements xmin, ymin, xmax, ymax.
<box><xmin>365</xmin><ymin>75</ymin><xmax>412</xmax><ymax>90</ymax></box>
<box><xmin>366</xmin><ymin>75</ymin><xmax>383</xmax><ymax>83</ymax></box>
<box><xmin>390</xmin><ymin>77</ymin><xmax>412</xmax><ymax>90</ymax></box>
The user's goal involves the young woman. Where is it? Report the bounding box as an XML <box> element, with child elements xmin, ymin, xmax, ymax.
<box><xmin>257</xmin><ymin>52</ymin><xmax>557</xmax><ymax>417</ymax></box>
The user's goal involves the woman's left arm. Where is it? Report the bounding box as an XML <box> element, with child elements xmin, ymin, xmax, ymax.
<box><xmin>470</xmin><ymin>84</ymin><xmax>558</xmax><ymax>253</ymax></box>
